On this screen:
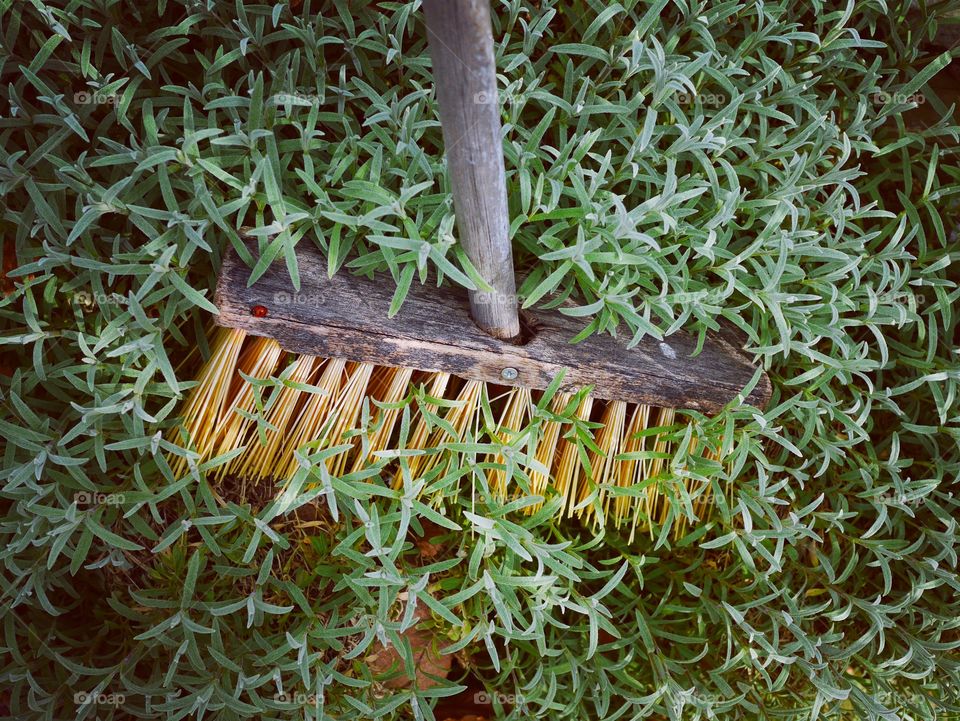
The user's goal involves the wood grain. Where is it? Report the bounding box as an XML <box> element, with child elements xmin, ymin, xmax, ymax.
<box><xmin>423</xmin><ymin>0</ymin><xmax>520</xmax><ymax>340</ymax></box>
<box><xmin>215</xmin><ymin>238</ymin><xmax>771</xmax><ymax>413</ymax></box>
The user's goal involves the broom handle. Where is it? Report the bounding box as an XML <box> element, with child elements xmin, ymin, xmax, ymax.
<box><xmin>423</xmin><ymin>0</ymin><xmax>521</xmax><ymax>341</ymax></box>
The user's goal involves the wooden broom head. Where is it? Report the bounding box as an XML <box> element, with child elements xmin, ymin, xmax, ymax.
<box><xmin>213</xmin><ymin>234</ymin><xmax>771</xmax><ymax>415</ymax></box>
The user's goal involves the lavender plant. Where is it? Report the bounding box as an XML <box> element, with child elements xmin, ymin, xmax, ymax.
<box><xmin>0</xmin><ymin>1</ymin><xmax>959</xmax><ymax>719</ymax></box>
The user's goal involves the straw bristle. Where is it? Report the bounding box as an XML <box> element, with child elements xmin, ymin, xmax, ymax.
<box><xmin>555</xmin><ymin>394</ymin><xmax>594</xmax><ymax>517</ymax></box>
<box><xmin>351</xmin><ymin>366</ymin><xmax>414</xmax><ymax>473</ymax></box>
<box><xmin>411</xmin><ymin>379</ymin><xmax>485</xmax><ymax>482</ymax></box>
<box><xmin>229</xmin><ymin>352</ymin><xmax>317</xmax><ymax>480</ymax></box>
<box><xmin>168</xmin><ymin>328</ymin><xmax>246</xmax><ymax>477</ymax></box>
<box><xmin>279</xmin><ymin>357</ymin><xmax>346</xmax><ymax>479</ymax></box>
<box><xmin>168</xmin><ymin>327</ymin><xmax>727</xmax><ymax>538</ymax></box>
<box><xmin>215</xmin><ymin>340</ymin><xmax>284</xmax><ymax>478</ymax></box>
<box><xmin>526</xmin><ymin>392</ymin><xmax>572</xmax><ymax>514</ymax></box>
<box><xmin>488</xmin><ymin>387</ymin><xmax>532</xmax><ymax>501</ymax></box>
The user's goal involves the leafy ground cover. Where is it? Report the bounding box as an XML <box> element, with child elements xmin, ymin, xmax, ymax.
<box><xmin>1</xmin><ymin>0</ymin><xmax>959</xmax><ymax>719</ymax></box>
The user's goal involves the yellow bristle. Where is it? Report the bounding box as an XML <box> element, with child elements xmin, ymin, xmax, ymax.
<box><xmin>581</xmin><ymin>400</ymin><xmax>627</xmax><ymax>524</ymax></box>
<box><xmin>526</xmin><ymin>392</ymin><xmax>572</xmax><ymax>514</ymax></box>
<box><xmin>410</xmin><ymin>379</ymin><xmax>484</xmax><ymax>484</ymax></box>
<box><xmin>605</xmin><ymin>401</ymin><xmax>641</xmax><ymax>526</ymax></box>
<box><xmin>488</xmin><ymin>387</ymin><xmax>532</xmax><ymax>501</ymax></box>
<box><xmin>230</xmin><ymin>353</ymin><xmax>317</xmax><ymax>480</ymax></box>
<box><xmin>672</xmin><ymin>433</ymin><xmax>698</xmax><ymax>540</ymax></box>
<box><xmin>623</xmin><ymin>404</ymin><xmax>652</xmax><ymax>541</ymax></box>
<box><xmin>441</xmin><ymin>380</ymin><xmax>484</xmax><ymax>440</ymax></box>
<box><xmin>168</xmin><ymin>327</ymin><xmax>724</xmax><ymax>540</ymax></box>
<box><xmin>553</xmin><ymin>394</ymin><xmax>594</xmax><ymax>519</ymax></box>
<box><xmin>394</xmin><ymin>372</ymin><xmax>451</xmax><ymax>486</ymax></box>
<box><xmin>351</xmin><ymin>366</ymin><xmax>414</xmax><ymax>473</ymax></box>
<box><xmin>211</xmin><ymin>337</ymin><xmax>284</xmax><ymax>477</ymax></box>
<box><xmin>648</xmin><ymin>406</ymin><xmax>676</xmax><ymax>533</ymax></box>
<box><xmin>168</xmin><ymin>327</ymin><xmax>247</xmax><ymax>476</ymax></box>
<box><xmin>364</xmin><ymin>365</ymin><xmax>398</xmax><ymax>400</ymax></box>
<box><xmin>693</xmin><ymin>446</ymin><xmax>719</xmax><ymax>521</ymax></box>
<box><xmin>279</xmin><ymin>357</ymin><xmax>347</xmax><ymax>479</ymax></box>
<box><xmin>324</xmin><ymin>362</ymin><xmax>376</xmax><ymax>477</ymax></box>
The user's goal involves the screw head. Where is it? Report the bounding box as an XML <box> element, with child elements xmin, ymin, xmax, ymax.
<box><xmin>500</xmin><ymin>367</ymin><xmax>518</xmax><ymax>381</ymax></box>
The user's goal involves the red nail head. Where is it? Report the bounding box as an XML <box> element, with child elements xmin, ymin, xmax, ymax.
<box><xmin>251</xmin><ymin>304</ymin><xmax>268</xmax><ymax>318</ymax></box>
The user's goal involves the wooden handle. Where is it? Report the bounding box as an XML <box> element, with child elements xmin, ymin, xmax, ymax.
<box><xmin>423</xmin><ymin>0</ymin><xmax>520</xmax><ymax>341</ymax></box>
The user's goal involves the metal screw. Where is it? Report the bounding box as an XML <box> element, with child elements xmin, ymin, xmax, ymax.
<box><xmin>500</xmin><ymin>367</ymin><xmax>518</xmax><ymax>381</ymax></box>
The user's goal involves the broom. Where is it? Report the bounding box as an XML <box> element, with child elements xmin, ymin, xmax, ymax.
<box><xmin>168</xmin><ymin>0</ymin><xmax>770</xmax><ymax>540</ymax></box>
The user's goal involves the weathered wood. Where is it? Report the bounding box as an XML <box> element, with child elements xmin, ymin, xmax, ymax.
<box><xmin>215</xmin><ymin>239</ymin><xmax>771</xmax><ymax>413</ymax></box>
<box><xmin>423</xmin><ymin>0</ymin><xmax>520</xmax><ymax>340</ymax></box>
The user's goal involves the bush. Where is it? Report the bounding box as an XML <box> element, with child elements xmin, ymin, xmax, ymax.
<box><xmin>1</xmin><ymin>1</ymin><xmax>959</xmax><ymax>719</ymax></box>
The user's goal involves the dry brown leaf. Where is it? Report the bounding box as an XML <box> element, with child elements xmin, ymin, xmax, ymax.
<box><xmin>365</xmin><ymin>605</ymin><xmax>452</xmax><ymax>690</ymax></box>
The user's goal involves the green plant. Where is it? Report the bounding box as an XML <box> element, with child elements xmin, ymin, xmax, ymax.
<box><xmin>1</xmin><ymin>0</ymin><xmax>959</xmax><ymax>719</ymax></box>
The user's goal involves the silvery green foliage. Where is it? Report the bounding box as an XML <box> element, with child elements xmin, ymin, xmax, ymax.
<box><xmin>0</xmin><ymin>0</ymin><xmax>959</xmax><ymax>719</ymax></box>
